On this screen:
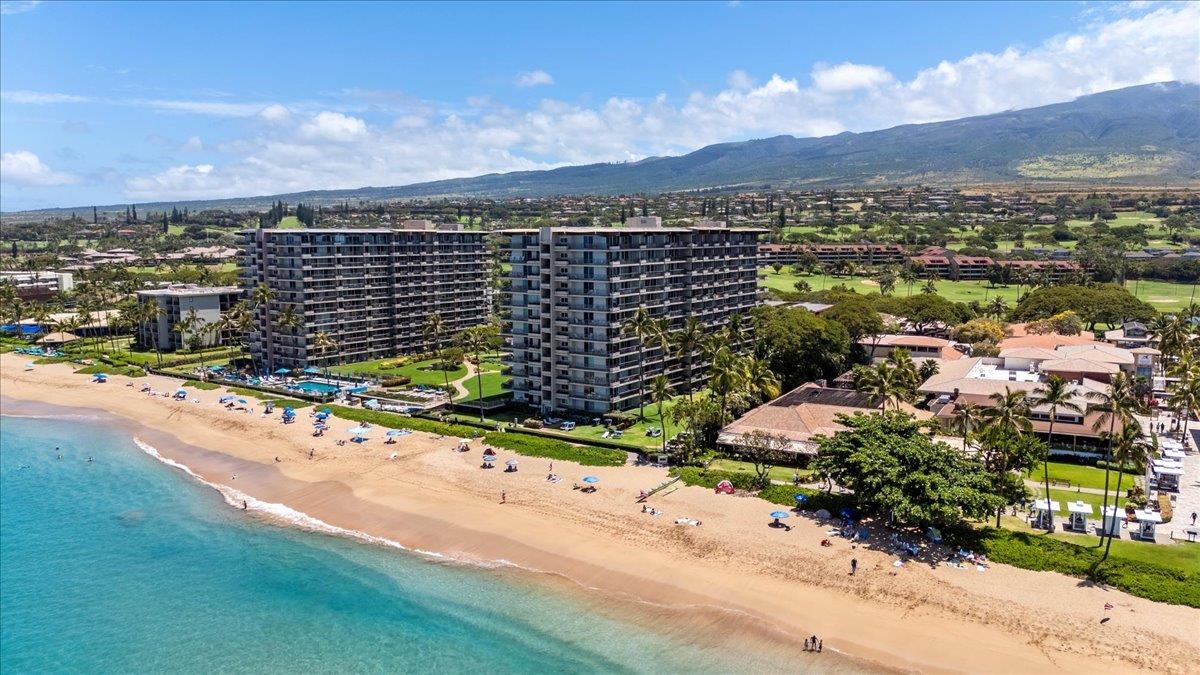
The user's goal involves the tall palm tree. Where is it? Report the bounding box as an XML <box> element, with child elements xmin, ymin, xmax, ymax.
<box><xmin>949</xmin><ymin>401</ymin><xmax>985</xmax><ymax>450</ymax></box>
<box><xmin>724</xmin><ymin>312</ymin><xmax>745</xmax><ymax>351</ymax></box>
<box><xmin>423</xmin><ymin>312</ymin><xmax>452</xmax><ymax>393</ymax></box>
<box><xmin>1031</xmin><ymin>376</ymin><xmax>1081</xmax><ymax>532</ymax></box>
<box><xmin>899</xmin><ymin>267</ymin><xmax>919</xmax><ymax>296</ymax></box>
<box><xmin>455</xmin><ymin>326</ymin><xmax>491</xmax><ymax>422</ymax></box>
<box><xmin>708</xmin><ymin>347</ymin><xmax>745</xmax><ymax>417</ymax></box>
<box><xmin>1168</xmin><ymin>375</ymin><xmax>1200</xmax><ymax>441</ymax></box>
<box><xmin>313</xmin><ymin>331</ymin><xmax>337</xmax><ymax>379</ymax></box>
<box><xmin>854</xmin><ymin>362</ymin><xmax>905</xmax><ymax>411</ymax></box>
<box><xmin>987</xmin><ymin>297</ymin><xmax>1008</xmax><ymax>321</ymax></box>
<box><xmin>672</xmin><ymin>316</ymin><xmax>704</xmax><ymax>401</ymax></box>
<box><xmin>983</xmin><ymin>387</ymin><xmax>1032</xmax><ymax>435</ymax></box>
<box><xmin>275</xmin><ymin>305</ymin><xmax>302</xmax><ymax>368</ymax></box>
<box><xmin>622</xmin><ymin>306</ymin><xmax>658</xmax><ymax>420</ymax></box>
<box><xmin>649</xmin><ymin>374</ymin><xmax>673</xmax><ymax>455</ymax></box>
<box><xmin>744</xmin><ymin>355</ymin><xmax>781</xmax><ymax>405</ymax></box>
<box><xmin>251</xmin><ymin>283</ymin><xmax>275</xmax><ymax>374</ymax></box>
<box><xmin>1100</xmin><ymin>425</ymin><xmax>1153</xmax><ymax>561</ymax></box>
<box><xmin>1087</xmin><ymin>372</ymin><xmax>1144</xmax><ymax>546</ymax></box>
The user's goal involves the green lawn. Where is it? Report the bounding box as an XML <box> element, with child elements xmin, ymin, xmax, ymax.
<box><xmin>331</xmin><ymin>357</ymin><xmax>466</xmax><ymax>386</ymax></box>
<box><xmin>457</xmin><ymin>371</ymin><xmax>511</xmax><ymax>401</ymax></box>
<box><xmin>1044</xmin><ymin>487</ymin><xmax>1123</xmax><ymax>515</ymax></box>
<box><xmin>709</xmin><ymin>458</ymin><xmax>815</xmax><ymax>484</ymax></box>
<box><xmin>1029</xmin><ymin>461</ymin><xmax>1138</xmax><ymax>491</ymax></box>
<box><xmin>276</xmin><ymin>216</ymin><xmax>304</xmax><ymax>229</ymax></box>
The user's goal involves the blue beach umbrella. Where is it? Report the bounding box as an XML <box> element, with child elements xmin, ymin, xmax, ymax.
<box><xmin>274</xmin><ymin>368</ymin><xmax>291</xmax><ymax>375</ymax></box>
<box><xmin>793</xmin><ymin>494</ymin><xmax>808</xmax><ymax>503</ymax></box>
<box><xmin>175</xmin><ymin>389</ymin><xmax>187</xmax><ymax>396</ymax></box>
<box><xmin>236</xmin><ymin>399</ymin><xmax>248</xmax><ymax>405</ymax></box>
<box><xmin>582</xmin><ymin>476</ymin><xmax>600</xmax><ymax>484</ymax></box>
<box><xmin>770</xmin><ymin>511</ymin><xmax>791</xmax><ymax>519</ymax></box>
<box><xmin>219</xmin><ymin>395</ymin><xmax>234</xmax><ymax>402</ymax></box>
<box><xmin>319</xmin><ymin>408</ymin><xmax>332</xmax><ymax>414</ymax></box>
<box><xmin>348</xmin><ymin>426</ymin><xmax>370</xmax><ymax>435</ymax></box>
<box><xmin>303</xmin><ymin>366</ymin><xmax>321</xmax><ymax>374</ymax></box>
<box><xmin>386</xmin><ymin>430</ymin><xmax>403</xmax><ymax>437</ymax></box>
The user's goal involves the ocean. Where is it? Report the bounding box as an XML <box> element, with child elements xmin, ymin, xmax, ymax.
<box><xmin>0</xmin><ymin>413</ymin><xmax>811</xmax><ymax>674</ymax></box>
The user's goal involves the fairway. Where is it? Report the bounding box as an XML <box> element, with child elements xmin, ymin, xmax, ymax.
<box><xmin>758</xmin><ymin>267</ymin><xmax>1197</xmax><ymax>311</ymax></box>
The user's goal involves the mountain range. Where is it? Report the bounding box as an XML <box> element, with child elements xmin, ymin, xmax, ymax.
<box><xmin>8</xmin><ymin>82</ymin><xmax>1199</xmax><ymax>215</ymax></box>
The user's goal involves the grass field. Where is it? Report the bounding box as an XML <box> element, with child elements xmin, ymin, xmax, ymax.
<box><xmin>709</xmin><ymin>458</ymin><xmax>815</xmax><ymax>484</ymax></box>
<box><xmin>758</xmin><ymin>267</ymin><xmax>1197</xmax><ymax>311</ymax></box>
<box><xmin>1029</xmin><ymin>461</ymin><xmax>1138</xmax><ymax>491</ymax></box>
<box><xmin>457</xmin><ymin>371</ymin><xmax>511</xmax><ymax>401</ymax></box>
<box><xmin>276</xmin><ymin>216</ymin><xmax>304</xmax><ymax>229</ymax></box>
<box><xmin>330</xmin><ymin>357</ymin><xmax>466</xmax><ymax>385</ymax></box>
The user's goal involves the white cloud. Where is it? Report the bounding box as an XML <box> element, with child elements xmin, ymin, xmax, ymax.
<box><xmin>113</xmin><ymin>3</ymin><xmax>1200</xmax><ymax>202</ymax></box>
<box><xmin>182</xmin><ymin>136</ymin><xmax>204</xmax><ymax>152</ymax></box>
<box><xmin>1</xmin><ymin>151</ymin><xmax>78</xmax><ymax>186</ymax></box>
<box><xmin>2</xmin><ymin>90</ymin><xmax>90</xmax><ymax>104</ymax></box>
<box><xmin>811</xmin><ymin>62</ymin><xmax>895</xmax><ymax>92</ymax></box>
<box><xmin>515</xmin><ymin>70</ymin><xmax>554</xmax><ymax>87</ymax></box>
<box><xmin>258</xmin><ymin>104</ymin><xmax>291</xmax><ymax>123</ymax></box>
<box><xmin>0</xmin><ymin>1</ymin><xmax>40</xmax><ymax>15</ymax></box>
<box><xmin>298</xmin><ymin>111</ymin><xmax>367</xmax><ymax>142</ymax></box>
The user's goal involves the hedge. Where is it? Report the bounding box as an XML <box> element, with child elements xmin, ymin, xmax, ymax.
<box><xmin>74</xmin><ymin>364</ymin><xmax>145</xmax><ymax>378</ymax></box>
<box><xmin>328</xmin><ymin>406</ymin><xmax>485</xmax><ymax>438</ymax></box>
<box><xmin>183</xmin><ymin>381</ymin><xmax>222</xmax><ymax>390</ymax></box>
<box><xmin>482</xmin><ymin>432</ymin><xmax>627</xmax><ymax>467</ymax></box>
<box><xmin>672</xmin><ymin>466</ymin><xmax>759</xmax><ymax>491</ymax></box>
<box><xmin>949</xmin><ymin>528</ymin><xmax>1200</xmax><ymax>608</ymax></box>
<box><xmin>759</xmin><ymin>484</ymin><xmax>855</xmax><ymax>513</ymax></box>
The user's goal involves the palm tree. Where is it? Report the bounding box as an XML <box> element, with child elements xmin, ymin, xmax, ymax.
<box><xmin>921</xmin><ymin>278</ymin><xmax>938</xmax><ymax>295</ymax></box>
<box><xmin>423</xmin><ymin>312</ymin><xmax>452</xmax><ymax>393</ymax></box>
<box><xmin>313</xmin><ymin>331</ymin><xmax>337</xmax><ymax>378</ymax></box>
<box><xmin>1087</xmin><ymin>372</ymin><xmax>1144</xmax><ymax>546</ymax></box>
<box><xmin>1168</xmin><ymin>375</ymin><xmax>1200</xmax><ymax>441</ymax></box>
<box><xmin>708</xmin><ymin>347</ymin><xmax>745</xmax><ymax>417</ymax></box>
<box><xmin>949</xmin><ymin>401</ymin><xmax>985</xmax><ymax>450</ymax></box>
<box><xmin>622</xmin><ymin>307</ymin><xmax>658</xmax><ymax>420</ymax></box>
<box><xmin>743</xmin><ymin>355</ymin><xmax>781</xmax><ymax>405</ymax></box>
<box><xmin>899</xmin><ymin>267</ymin><xmax>919</xmax><ymax>296</ymax></box>
<box><xmin>987</xmin><ymin>297</ymin><xmax>1008</xmax><ymax>321</ymax></box>
<box><xmin>724</xmin><ymin>312</ymin><xmax>745</xmax><ymax>351</ymax></box>
<box><xmin>649</xmin><ymin>374</ymin><xmax>673</xmax><ymax>455</ymax></box>
<box><xmin>1100</xmin><ymin>425</ymin><xmax>1153</xmax><ymax>561</ymax></box>
<box><xmin>984</xmin><ymin>387</ymin><xmax>1032</xmax><ymax>435</ymax></box>
<box><xmin>455</xmin><ymin>326</ymin><xmax>491</xmax><ymax>422</ymax></box>
<box><xmin>854</xmin><ymin>362</ymin><xmax>905</xmax><ymax>411</ymax></box>
<box><xmin>1031</xmin><ymin>376</ymin><xmax>1081</xmax><ymax>532</ymax></box>
<box><xmin>275</xmin><ymin>305</ymin><xmax>302</xmax><ymax>368</ymax></box>
<box><xmin>672</xmin><ymin>317</ymin><xmax>704</xmax><ymax>401</ymax></box>
<box><xmin>251</xmin><ymin>283</ymin><xmax>275</xmax><ymax>374</ymax></box>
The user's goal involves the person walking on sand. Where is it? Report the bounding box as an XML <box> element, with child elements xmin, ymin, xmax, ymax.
<box><xmin>501</xmin><ymin>490</ymin><xmax>507</xmax><ymax>504</ymax></box>
<box><xmin>309</xmin><ymin>448</ymin><xmax>315</xmax><ymax>459</ymax></box>
<box><xmin>242</xmin><ymin>500</ymin><xmax>248</xmax><ymax>510</ymax></box>
<box><xmin>804</xmin><ymin>637</ymin><xmax>810</xmax><ymax>651</ymax></box>
<box><xmin>1192</xmin><ymin>511</ymin><xmax>1197</xmax><ymax>526</ymax></box>
<box><xmin>850</xmin><ymin>558</ymin><xmax>858</xmax><ymax>575</ymax></box>
<box><xmin>818</xmin><ymin>639</ymin><xmax>822</xmax><ymax>652</ymax></box>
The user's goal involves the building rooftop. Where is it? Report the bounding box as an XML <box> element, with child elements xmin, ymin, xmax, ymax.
<box><xmin>137</xmin><ymin>284</ymin><xmax>242</xmax><ymax>297</ymax></box>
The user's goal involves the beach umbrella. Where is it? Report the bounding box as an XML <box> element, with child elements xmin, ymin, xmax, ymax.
<box><xmin>274</xmin><ymin>368</ymin><xmax>291</xmax><ymax>375</ymax></box>
<box><xmin>582</xmin><ymin>476</ymin><xmax>600</xmax><ymax>484</ymax></box>
<box><xmin>793</xmin><ymin>494</ymin><xmax>808</xmax><ymax>503</ymax></box>
<box><xmin>95</xmin><ymin>373</ymin><xmax>108</xmax><ymax>378</ymax></box>
<box><xmin>319</xmin><ymin>408</ymin><xmax>332</xmax><ymax>414</ymax></box>
<box><xmin>770</xmin><ymin>511</ymin><xmax>791</xmax><ymax>519</ymax></box>
<box><xmin>386</xmin><ymin>430</ymin><xmax>403</xmax><ymax>437</ymax></box>
<box><xmin>506</xmin><ymin>459</ymin><xmax>519</xmax><ymax>466</ymax></box>
<box><xmin>348</xmin><ymin>426</ymin><xmax>370</xmax><ymax>435</ymax></box>
<box><xmin>219</xmin><ymin>395</ymin><xmax>234</xmax><ymax>402</ymax></box>
<box><xmin>482</xmin><ymin>454</ymin><xmax>496</xmax><ymax>461</ymax></box>
<box><xmin>303</xmin><ymin>366</ymin><xmax>321</xmax><ymax>374</ymax></box>
<box><xmin>175</xmin><ymin>389</ymin><xmax>187</xmax><ymax>396</ymax></box>
<box><xmin>236</xmin><ymin>399</ymin><xmax>248</xmax><ymax>404</ymax></box>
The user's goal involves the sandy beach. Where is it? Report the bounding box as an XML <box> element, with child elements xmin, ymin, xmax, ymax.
<box><xmin>3</xmin><ymin>353</ymin><xmax>1198</xmax><ymax>674</ymax></box>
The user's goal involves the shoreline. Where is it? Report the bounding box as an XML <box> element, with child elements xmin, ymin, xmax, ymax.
<box><xmin>3</xmin><ymin>355</ymin><xmax>1198</xmax><ymax>673</ymax></box>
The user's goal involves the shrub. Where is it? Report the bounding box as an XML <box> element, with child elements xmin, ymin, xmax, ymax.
<box><xmin>671</xmin><ymin>466</ymin><xmax>758</xmax><ymax>491</ymax></box>
<box><xmin>522</xmin><ymin>417</ymin><xmax>544</xmax><ymax>429</ymax></box>
<box><xmin>602</xmin><ymin>411</ymin><xmax>637</xmax><ymax>430</ymax></box>
<box><xmin>482</xmin><ymin>432</ymin><xmax>627</xmax><ymax>467</ymax></box>
<box><xmin>328</xmin><ymin>405</ymin><xmax>482</xmax><ymax>437</ymax></box>
<box><xmin>758</xmin><ymin>484</ymin><xmax>855</xmax><ymax>513</ymax></box>
<box><xmin>184</xmin><ymin>381</ymin><xmax>221</xmax><ymax>390</ymax></box>
<box><xmin>380</xmin><ymin>375</ymin><xmax>412</xmax><ymax>388</ymax></box>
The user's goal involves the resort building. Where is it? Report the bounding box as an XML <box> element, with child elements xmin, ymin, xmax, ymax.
<box><xmin>0</xmin><ymin>270</ymin><xmax>74</xmax><ymax>302</ymax></box>
<box><xmin>995</xmin><ymin>259</ymin><xmax>1082</xmax><ymax>283</ymax></box>
<box><xmin>718</xmin><ymin>382</ymin><xmax>931</xmax><ymax>457</ymax></box>
<box><xmin>1104</xmin><ymin>321</ymin><xmax>1156</xmax><ymax>349</ymax></box>
<box><xmin>241</xmin><ymin>221</ymin><xmax>489</xmax><ymax>369</ymax></box>
<box><xmin>136</xmin><ymin>284</ymin><xmax>243</xmax><ymax>351</ymax></box>
<box><xmin>907</xmin><ymin>247</ymin><xmax>993</xmax><ymax>281</ymax></box>
<box><xmin>797</xmin><ymin>243</ymin><xmax>905</xmax><ymax>267</ymax></box>
<box><xmin>502</xmin><ymin>218</ymin><xmax>762</xmax><ymax>414</ymax></box>
<box><xmin>860</xmin><ymin>334</ymin><xmax>967</xmax><ymax>362</ymax></box>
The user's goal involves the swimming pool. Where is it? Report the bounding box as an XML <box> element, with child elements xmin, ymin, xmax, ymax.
<box><xmin>294</xmin><ymin>381</ymin><xmax>340</xmax><ymax>394</ymax></box>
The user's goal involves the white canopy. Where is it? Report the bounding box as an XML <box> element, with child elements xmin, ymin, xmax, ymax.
<box><xmin>1101</xmin><ymin>505</ymin><xmax>1122</xmax><ymax>518</ymax></box>
<box><xmin>1134</xmin><ymin>509</ymin><xmax>1163</xmax><ymax>524</ymax></box>
<box><xmin>1155</xmin><ymin>467</ymin><xmax>1184</xmax><ymax>476</ymax></box>
<box><xmin>1031</xmin><ymin>499</ymin><xmax>1060</xmax><ymax>512</ymax></box>
<box><xmin>1066</xmin><ymin>501</ymin><xmax>1093</xmax><ymax>515</ymax></box>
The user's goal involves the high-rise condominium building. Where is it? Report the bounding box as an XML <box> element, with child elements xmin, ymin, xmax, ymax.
<box><xmin>502</xmin><ymin>218</ymin><xmax>762</xmax><ymax>414</ymax></box>
<box><xmin>242</xmin><ymin>221</ymin><xmax>489</xmax><ymax>370</ymax></box>
<box><xmin>136</xmin><ymin>284</ymin><xmax>243</xmax><ymax>351</ymax></box>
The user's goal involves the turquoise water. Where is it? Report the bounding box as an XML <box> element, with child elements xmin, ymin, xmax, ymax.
<box><xmin>0</xmin><ymin>414</ymin><xmax>799</xmax><ymax>674</ymax></box>
<box><xmin>294</xmin><ymin>381</ymin><xmax>339</xmax><ymax>394</ymax></box>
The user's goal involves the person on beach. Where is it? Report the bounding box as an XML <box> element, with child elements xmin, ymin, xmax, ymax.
<box><xmin>501</xmin><ymin>490</ymin><xmax>507</xmax><ymax>504</ymax></box>
<box><xmin>309</xmin><ymin>448</ymin><xmax>315</xmax><ymax>459</ymax></box>
<box><xmin>850</xmin><ymin>558</ymin><xmax>858</xmax><ymax>575</ymax></box>
<box><xmin>818</xmin><ymin>639</ymin><xmax>822</xmax><ymax>652</ymax></box>
<box><xmin>1192</xmin><ymin>511</ymin><xmax>1197</xmax><ymax>526</ymax></box>
<box><xmin>804</xmin><ymin>637</ymin><xmax>811</xmax><ymax>651</ymax></box>
<box><xmin>242</xmin><ymin>500</ymin><xmax>248</xmax><ymax>510</ymax></box>
<box><xmin>810</xmin><ymin>635</ymin><xmax>818</xmax><ymax>651</ymax></box>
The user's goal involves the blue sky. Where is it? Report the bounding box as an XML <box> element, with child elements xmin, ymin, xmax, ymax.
<box><xmin>1</xmin><ymin>0</ymin><xmax>1197</xmax><ymax>210</ymax></box>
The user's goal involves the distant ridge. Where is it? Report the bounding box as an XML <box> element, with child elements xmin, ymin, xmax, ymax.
<box><xmin>7</xmin><ymin>82</ymin><xmax>1198</xmax><ymax>216</ymax></box>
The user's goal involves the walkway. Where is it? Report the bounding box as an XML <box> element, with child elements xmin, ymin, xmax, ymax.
<box><xmin>447</xmin><ymin>361</ymin><xmax>478</xmax><ymax>401</ymax></box>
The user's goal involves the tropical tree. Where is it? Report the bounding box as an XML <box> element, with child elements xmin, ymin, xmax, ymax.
<box><xmin>672</xmin><ymin>316</ymin><xmax>705</xmax><ymax>401</ymax></box>
<box><xmin>736</xmin><ymin>429</ymin><xmax>792</xmax><ymax>490</ymax></box>
<box><xmin>455</xmin><ymin>324</ymin><xmax>499</xmax><ymax>422</ymax></box>
<box><xmin>949</xmin><ymin>401</ymin><xmax>985</xmax><ymax>449</ymax></box>
<box><xmin>1100</xmin><ymin>425</ymin><xmax>1154</xmax><ymax>561</ymax></box>
<box><xmin>251</xmin><ymin>283</ymin><xmax>275</xmax><ymax>373</ymax></box>
<box><xmin>899</xmin><ymin>266</ymin><xmax>919</xmax><ymax>296</ymax></box>
<box><xmin>423</xmin><ymin>312</ymin><xmax>452</xmax><ymax>392</ymax></box>
<box><xmin>853</xmin><ymin>362</ymin><xmax>906</xmax><ymax>410</ymax></box>
<box><xmin>1086</xmin><ymin>372</ymin><xmax>1145</xmax><ymax>545</ymax></box>
<box><xmin>724</xmin><ymin>312</ymin><xmax>746</xmax><ymax>350</ymax></box>
<box><xmin>622</xmin><ymin>306</ymin><xmax>659</xmax><ymax>420</ymax></box>
<box><xmin>708</xmin><ymin>347</ymin><xmax>746</xmax><ymax>416</ymax></box>
<box><xmin>1030</xmin><ymin>376</ymin><xmax>1081</xmax><ymax>531</ymax></box>
<box><xmin>1168</xmin><ymin>375</ymin><xmax>1200</xmax><ymax>440</ymax></box>
<box><xmin>649</xmin><ymin>374</ymin><xmax>673</xmax><ymax>455</ymax></box>
<box><xmin>313</xmin><ymin>331</ymin><xmax>337</xmax><ymax>378</ymax></box>
<box><xmin>743</xmin><ymin>355</ymin><xmax>781</xmax><ymax>405</ymax></box>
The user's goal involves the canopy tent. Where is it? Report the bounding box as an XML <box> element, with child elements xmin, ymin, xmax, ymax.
<box><xmin>1099</xmin><ymin>505</ymin><xmax>1122</xmax><ymax>536</ymax></box>
<box><xmin>38</xmin><ymin>331</ymin><xmax>80</xmax><ymax>345</ymax></box>
<box><xmin>1030</xmin><ymin>498</ymin><xmax>1060</xmax><ymax>530</ymax></box>
<box><xmin>1134</xmin><ymin>509</ymin><xmax>1162</xmax><ymax>542</ymax></box>
<box><xmin>1066</xmin><ymin>501</ymin><xmax>1092</xmax><ymax>533</ymax></box>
